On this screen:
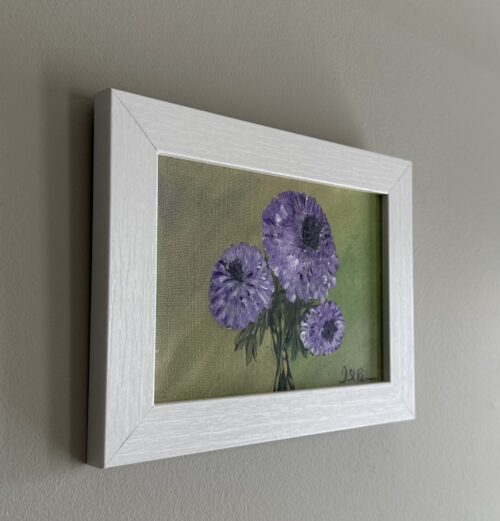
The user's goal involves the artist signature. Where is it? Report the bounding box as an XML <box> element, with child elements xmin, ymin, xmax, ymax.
<box><xmin>339</xmin><ymin>366</ymin><xmax>378</xmax><ymax>384</ymax></box>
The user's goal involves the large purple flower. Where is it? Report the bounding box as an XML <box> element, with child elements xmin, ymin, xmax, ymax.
<box><xmin>209</xmin><ymin>243</ymin><xmax>274</xmax><ymax>330</ymax></box>
<box><xmin>262</xmin><ymin>191</ymin><xmax>338</xmax><ymax>303</ymax></box>
<box><xmin>300</xmin><ymin>301</ymin><xmax>345</xmax><ymax>356</ymax></box>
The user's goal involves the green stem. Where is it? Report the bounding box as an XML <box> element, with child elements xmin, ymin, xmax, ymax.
<box><xmin>272</xmin><ymin>292</ymin><xmax>295</xmax><ymax>392</ymax></box>
<box><xmin>271</xmin><ymin>324</ymin><xmax>282</xmax><ymax>391</ymax></box>
<box><xmin>282</xmin><ymin>345</ymin><xmax>295</xmax><ymax>389</ymax></box>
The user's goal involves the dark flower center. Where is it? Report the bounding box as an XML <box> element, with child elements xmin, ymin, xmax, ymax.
<box><xmin>301</xmin><ymin>215</ymin><xmax>322</xmax><ymax>250</ymax></box>
<box><xmin>227</xmin><ymin>259</ymin><xmax>244</xmax><ymax>283</ymax></box>
<box><xmin>321</xmin><ymin>319</ymin><xmax>337</xmax><ymax>341</ymax></box>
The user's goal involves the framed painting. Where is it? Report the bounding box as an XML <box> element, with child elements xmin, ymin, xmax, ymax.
<box><xmin>88</xmin><ymin>89</ymin><xmax>414</xmax><ymax>468</ymax></box>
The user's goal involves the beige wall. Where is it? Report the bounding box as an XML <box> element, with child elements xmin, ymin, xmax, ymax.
<box><xmin>1</xmin><ymin>1</ymin><xmax>499</xmax><ymax>520</ymax></box>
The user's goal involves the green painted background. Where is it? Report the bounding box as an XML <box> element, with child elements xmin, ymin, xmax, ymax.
<box><xmin>155</xmin><ymin>156</ymin><xmax>383</xmax><ymax>403</ymax></box>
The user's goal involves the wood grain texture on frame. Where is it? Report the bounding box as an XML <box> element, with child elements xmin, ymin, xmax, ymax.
<box><xmin>88</xmin><ymin>89</ymin><xmax>414</xmax><ymax>468</ymax></box>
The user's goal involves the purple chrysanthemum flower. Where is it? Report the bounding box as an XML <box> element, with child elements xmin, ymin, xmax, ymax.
<box><xmin>300</xmin><ymin>301</ymin><xmax>345</xmax><ymax>356</ymax></box>
<box><xmin>209</xmin><ymin>243</ymin><xmax>274</xmax><ymax>330</ymax></box>
<box><xmin>262</xmin><ymin>191</ymin><xmax>338</xmax><ymax>303</ymax></box>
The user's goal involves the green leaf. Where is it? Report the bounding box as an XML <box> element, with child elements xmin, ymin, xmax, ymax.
<box><xmin>234</xmin><ymin>308</ymin><xmax>270</xmax><ymax>364</ymax></box>
<box><xmin>281</xmin><ymin>299</ymin><xmax>309</xmax><ymax>360</ymax></box>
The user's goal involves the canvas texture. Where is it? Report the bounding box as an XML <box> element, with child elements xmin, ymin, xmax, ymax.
<box><xmin>155</xmin><ymin>156</ymin><xmax>383</xmax><ymax>403</ymax></box>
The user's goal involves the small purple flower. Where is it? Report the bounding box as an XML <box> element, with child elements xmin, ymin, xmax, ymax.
<box><xmin>209</xmin><ymin>243</ymin><xmax>274</xmax><ymax>330</ymax></box>
<box><xmin>300</xmin><ymin>301</ymin><xmax>345</xmax><ymax>356</ymax></box>
<box><xmin>262</xmin><ymin>191</ymin><xmax>338</xmax><ymax>303</ymax></box>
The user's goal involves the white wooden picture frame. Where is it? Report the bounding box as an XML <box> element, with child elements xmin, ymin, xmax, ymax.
<box><xmin>88</xmin><ymin>88</ymin><xmax>414</xmax><ymax>468</ymax></box>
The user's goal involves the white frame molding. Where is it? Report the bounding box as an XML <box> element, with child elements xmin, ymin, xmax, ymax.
<box><xmin>88</xmin><ymin>89</ymin><xmax>414</xmax><ymax>468</ymax></box>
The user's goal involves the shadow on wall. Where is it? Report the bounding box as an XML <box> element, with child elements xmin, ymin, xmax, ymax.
<box><xmin>15</xmin><ymin>61</ymin><xmax>365</xmax><ymax>465</ymax></box>
<box><xmin>43</xmin><ymin>72</ymin><xmax>94</xmax><ymax>463</ymax></box>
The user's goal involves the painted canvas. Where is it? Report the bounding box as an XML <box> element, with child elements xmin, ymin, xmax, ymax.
<box><xmin>155</xmin><ymin>156</ymin><xmax>383</xmax><ymax>403</ymax></box>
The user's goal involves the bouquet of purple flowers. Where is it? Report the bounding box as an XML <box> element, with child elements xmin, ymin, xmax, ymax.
<box><xmin>209</xmin><ymin>191</ymin><xmax>345</xmax><ymax>392</ymax></box>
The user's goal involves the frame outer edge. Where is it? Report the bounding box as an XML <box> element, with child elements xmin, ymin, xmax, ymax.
<box><xmin>87</xmin><ymin>89</ymin><xmax>112</xmax><ymax>468</ymax></box>
<box><xmin>402</xmin><ymin>163</ymin><xmax>415</xmax><ymax>417</ymax></box>
<box><xmin>389</xmin><ymin>163</ymin><xmax>415</xmax><ymax>418</ymax></box>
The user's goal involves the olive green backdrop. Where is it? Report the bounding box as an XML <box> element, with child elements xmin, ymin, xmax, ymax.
<box><xmin>155</xmin><ymin>156</ymin><xmax>382</xmax><ymax>403</ymax></box>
